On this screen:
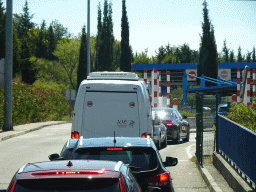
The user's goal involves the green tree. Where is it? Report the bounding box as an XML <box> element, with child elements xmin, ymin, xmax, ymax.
<box><xmin>53</xmin><ymin>39</ymin><xmax>80</xmax><ymax>89</ymax></box>
<box><xmin>95</xmin><ymin>2</ymin><xmax>102</xmax><ymax>71</ymax></box>
<box><xmin>0</xmin><ymin>0</ymin><xmax>5</xmax><ymax>60</ymax></box>
<box><xmin>237</xmin><ymin>46</ymin><xmax>243</xmax><ymax>62</ymax></box>
<box><xmin>252</xmin><ymin>46</ymin><xmax>256</xmax><ymax>62</ymax></box>
<box><xmin>77</xmin><ymin>25</ymin><xmax>87</xmax><ymax>92</ymax></box>
<box><xmin>161</xmin><ymin>54</ymin><xmax>179</xmax><ymax>64</ymax></box>
<box><xmin>165</xmin><ymin>42</ymin><xmax>173</xmax><ymax>55</ymax></box>
<box><xmin>120</xmin><ymin>0</ymin><xmax>131</xmax><ymax>72</ymax></box>
<box><xmin>156</xmin><ymin>46</ymin><xmax>166</xmax><ymax>63</ymax></box>
<box><xmin>113</xmin><ymin>40</ymin><xmax>121</xmax><ymax>70</ymax></box>
<box><xmin>50</xmin><ymin>19</ymin><xmax>69</xmax><ymax>41</ymax></box>
<box><xmin>197</xmin><ymin>0</ymin><xmax>218</xmax><ymax>86</ymax></box>
<box><xmin>36</xmin><ymin>20</ymin><xmax>48</xmax><ymax>58</ymax></box>
<box><xmin>132</xmin><ymin>49</ymin><xmax>152</xmax><ymax>64</ymax></box>
<box><xmin>47</xmin><ymin>25</ymin><xmax>57</xmax><ymax>60</ymax></box>
<box><xmin>180</xmin><ymin>43</ymin><xmax>191</xmax><ymax>63</ymax></box>
<box><xmin>13</xmin><ymin>27</ymin><xmax>21</xmax><ymax>76</ymax></box>
<box><xmin>229</xmin><ymin>50</ymin><xmax>235</xmax><ymax>62</ymax></box>
<box><xmin>15</xmin><ymin>0</ymin><xmax>35</xmax><ymax>40</ymax></box>
<box><xmin>20</xmin><ymin>38</ymin><xmax>37</xmax><ymax>84</ymax></box>
<box><xmin>222</xmin><ymin>39</ymin><xmax>229</xmax><ymax>63</ymax></box>
<box><xmin>246</xmin><ymin>51</ymin><xmax>251</xmax><ymax>62</ymax></box>
<box><xmin>191</xmin><ymin>50</ymin><xmax>199</xmax><ymax>63</ymax></box>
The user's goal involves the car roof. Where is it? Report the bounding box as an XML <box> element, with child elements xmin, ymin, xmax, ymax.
<box><xmin>76</xmin><ymin>137</ymin><xmax>154</xmax><ymax>149</ymax></box>
<box><xmin>20</xmin><ymin>160</ymin><xmax>122</xmax><ymax>173</ymax></box>
<box><xmin>219</xmin><ymin>103</ymin><xmax>228</xmax><ymax>107</ymax></box>
<box><xmin>152</xmin><ymin>107</ymin><xmax>175</xmax><ymax>111</ymax></box>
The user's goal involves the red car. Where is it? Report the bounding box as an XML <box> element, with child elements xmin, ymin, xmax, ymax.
<box><xmin>7</xmin><ymin>160</ymin><xmax>142</xmax><ymax>192</ymax></box>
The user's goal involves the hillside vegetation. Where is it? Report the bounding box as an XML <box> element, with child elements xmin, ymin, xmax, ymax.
<box><xmin>0</xmin><ymin>75</ymin><xmax>72</xmax><ymax>129</ymax></box>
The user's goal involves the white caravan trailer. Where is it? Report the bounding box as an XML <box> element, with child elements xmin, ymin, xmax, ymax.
<box><xmin>71</xmin><ymin>72</ymin><xmax>153</xmax><ymax>139</ymax></box>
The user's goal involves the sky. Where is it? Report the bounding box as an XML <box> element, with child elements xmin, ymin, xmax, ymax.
<box><xmin>1</xmin><ymin>0</ymin><xmax>256</xmax><ymax>58</ymax></box>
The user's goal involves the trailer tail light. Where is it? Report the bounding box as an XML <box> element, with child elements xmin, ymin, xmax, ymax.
<box><xmin>146</xmin><ymin>172</ymin><xmax>170</xmax><ymax>187</ymax></box>
<box><xmin>71</xmin><ymin>131</ymin><xmax>79</xmax><ymax>139</ymax></box>
<box><xmin>7</xmin><ymin>179</ymin><xmax>17</xmax><ymax>192</ymax></box>
<box><xmin>119</xmin><ymin>177</ymin><xmax>127</xmax><ymax>192</ymax></box>
<box><xmin>141</xmin><ymin>132</ymin><xmax>147</xmax><ymax>138</ymax></box>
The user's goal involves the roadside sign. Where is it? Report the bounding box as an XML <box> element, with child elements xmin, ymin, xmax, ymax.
<box><xmin>0</xmin><ymin>58</ymin><xmax>4</xmax><ymax>89</ymax></box>
<box><xmin>218</xmin><ymin>69</ymin><xmax>231</xmax><ymax>80</ymax></box>
<box><xmin>186</xmin><ymin>69</ymin><xmax>197</xmax><ymax>81</ymax></box>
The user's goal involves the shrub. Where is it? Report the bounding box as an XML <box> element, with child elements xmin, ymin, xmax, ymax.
<box><xmin>227</xmin><ymin>103</ymin><xmax>256</xmax><ymax>132</ymax></box>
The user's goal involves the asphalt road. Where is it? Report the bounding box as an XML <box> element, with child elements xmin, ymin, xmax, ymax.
<box><xmin>0</xmin><ymin>123</ymin><xmax>212</xmax><ymax>192</ymax></box>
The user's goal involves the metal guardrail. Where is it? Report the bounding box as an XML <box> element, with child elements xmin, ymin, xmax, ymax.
<box><xmin>217</xmin><ymin>115</ymin><xmax>256</xmax><ymax>190</ymax></box>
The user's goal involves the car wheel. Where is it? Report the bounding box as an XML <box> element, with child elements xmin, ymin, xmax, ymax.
<box><xmin>183</xmin><ymin>127</ymin><xmax>190</xmax><ymax>142</ymax></box>
<box><xmin>174</xmin><ymin>130</ymin><xmax>180</xmax><ymax>144</ymax></box>
<box><xmin>162</xmin><ymin>135</ymin><xmax>167</xmax><ymax>148</ymax></box>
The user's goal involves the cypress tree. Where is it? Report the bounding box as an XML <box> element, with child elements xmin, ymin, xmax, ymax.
<box><xmin>246</xmin><ymin>51</ymin><xmax>251</xmax><ymax>62</ymax></box>
<box><xmin>77</xmin><ymin>25</ymin><xmax>87</xmax><ymax>92</ymax></box>
<box><xmin>120</xmin><ymin>0</ymin><xmax>131</xmax><ymax>72</ymax></box>
<box><xmin>197</xmin><ymin>0</ymin><xmax>217</xmax><ymax>86</ymax></box>
<box><xmin>222</xmin><ymin>39</ymin><xmax>229</xmax><ymax>63</ymax></box>
<box><xmin>95</xmin><ymin>2</ymin><xmax>102</xmax><ymax>71</ymax></box>
<box><xmin>47</xmin><ymin>25</ymin><xmax>56</xmax><ymax>60</ymax></box>
<box><xmin>237</xmin><ymin>46</ymin><xmax>243</xmax><ymax>62</ymax></box>
<box><xmin>229</xmin><ymin>50</ymin><xmax>235</xmax><ymax>63</ymax></box>
<box><xmin>108</xmin><ymin>2</ymin><xmax>114</xmax><ymax>71</ymax></box>
<box><xmin>252</xmin><ymin>46</ymin><xmax>255</xmax><ymax>62</ymax></box>
<box><xmin>156</xmin><ymin>46</ymin><xmax>166</xmax><ymax>63</ymax></box>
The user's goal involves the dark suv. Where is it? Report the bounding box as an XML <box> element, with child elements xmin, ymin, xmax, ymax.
<box><xmin>49</xmin><ymin>136</ymin><xmax>178</xmax><ymax>191</ymax></box>
<box><xmin>7</xmin><ymin>160</ymin><xmax>142</xmax><ymax>192</ymax></box>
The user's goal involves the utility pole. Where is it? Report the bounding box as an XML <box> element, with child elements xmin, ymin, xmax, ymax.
<box><xmin>87</xmin><ymin>0</ymin><xmax>90</xmax><ymax>76</ymax></box>
<box><xmin>3</xmin><ymin>0</ymin><xmax>13</xmax><ymax>131</ymax></box>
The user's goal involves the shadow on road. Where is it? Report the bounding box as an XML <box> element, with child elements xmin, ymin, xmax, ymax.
<box><xmin>167</xmin><ymin>140</ymin><xmax>188</xmax><ymax>145</ymax></box>
<box><xmin>0</xmin><ymin>190</ymin><xmax>6</xmax><ymax>192</ymax></box>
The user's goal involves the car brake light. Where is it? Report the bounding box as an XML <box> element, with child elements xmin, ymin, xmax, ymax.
<box><xmin>32</xmin><ymin>171</ymin><xmax>104</xmax><ymax>176</ymax></box>
<box><xmin>8</xmin><ymin>180</ymin><xmax>17</xmax><ymax>192</ymax></box>
<box><xmin>163</xmin><ymin>122</ymin><xmax>173</xmax><ymax>127</ymax></box>
<box><xmin>119</xmin><ymin>177</ymin><xmax>127</xmax><ymax>192</ymax></box>
<box><xmin>141</xmin><ymin>132</ymin><xmax>147</xmax><ymax>138</ymax></box>
<box><xmin>146</xmin><ymin>172</ymin><xmax>170</xmax><ymax>187</ymax></box>
<box><xmin>71</xmin><ymin>131</ymin><xmax>79</xmax><ymax>139</ymax></box>
<box><xmin>107</xmin><ymin>148</ymin><xmax>123</xmax><ymax>151</ymax></box>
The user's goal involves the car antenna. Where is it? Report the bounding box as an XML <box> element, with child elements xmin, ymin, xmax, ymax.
<box><xmin>114</xmin><ymin>131</ymin><xmax>116</xmax><ymax>144</ymax></box>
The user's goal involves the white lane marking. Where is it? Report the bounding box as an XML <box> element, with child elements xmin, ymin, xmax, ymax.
<box><xmin>186</xmin><ymin>144</ymin><xmax>196</xmax><ymax>159</ymax></box>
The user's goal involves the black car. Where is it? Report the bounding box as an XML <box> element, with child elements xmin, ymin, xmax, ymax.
<box><xmin>49</xmin><ymin>137</ymin><xmax>178</xmax><ymax>192</ymax></box>
<box><xmin>152</xmin><ymin>107</ymin><xmax>190</xmax><ymax>143</ymax></box>
<box><xmin>7</xmin><ymin>160</ymin><xmax>142</xmax><ymax>192</ymax></box>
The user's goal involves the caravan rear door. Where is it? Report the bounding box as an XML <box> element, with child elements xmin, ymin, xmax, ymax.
<box><xmin>82</xmin><ymin>91</ymin><xmax>140</xmax><ymax>138</ymax></box>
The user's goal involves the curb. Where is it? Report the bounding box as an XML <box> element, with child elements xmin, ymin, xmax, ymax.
<box><xmin>0</xmin><ymin>121</ymin><xmax>71</xmax><ymax>142</ymax></box>
<box><xmin>213</xmin><ymin>152</ymin><xmax>255</xmax><ymax>192</ymax></box>
<box><xmin>195</xmin><ymin>155</ymin><xmax>223</xmax><ymax>192</ymax></box>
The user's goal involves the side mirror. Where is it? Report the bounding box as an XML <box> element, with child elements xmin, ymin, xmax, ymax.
<box><xmin>163</xmin><ymin>157</ymin><xmax>178</xmax><ymax>167</ymax></box>
<box><xmin>152</xmin><ymin>111</ymin><xmax>156</xmax><ymax>121</ymax></box>
<box><xmin>48</xmin><ymin>153</ymin><xmax>60</xmax><ymax>161</ymax></box>
<box><xmin>183</xmin><ymin>115</ymin><xmax>187</xmax><ymax>119</ymax></box>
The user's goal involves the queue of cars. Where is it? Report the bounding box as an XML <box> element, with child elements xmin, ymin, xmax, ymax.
<box><xmin>7</xmin><ymin>72</ymin><xmax>190</xmax><ymax>192</ymax></box>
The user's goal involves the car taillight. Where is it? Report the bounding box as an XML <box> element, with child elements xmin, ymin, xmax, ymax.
<box><xmin>119</xmin><ymin>177</ymin><xmax>127</xmax><ymax>192</ymax></box>
<box><xmin>71</xmin><ymin>131</ymin><xmax>79</xmax><ymax>139</ymax></box>
<box><xmin>107</xmin><ymin>148</ymin><xmax>123</xmax><ymax>151</ymax></box>
<box><xmin>163</xmin><ymin>122</ymin><xmax>173</xmax><ymax>127</ymax></box>
<box><xmin>146</xmin><ymin>172</ymin><xmax>170</xmax><ymax>187</ymax></box>
<box><xmin>8</xmin><ymin>180</ymin><xmax>17</xmax><ymax>192</ymax></box>
<box><xmin>141</xmin><ymin>132</ymin><xmax>147</xmax><ymax>138</ymax></box>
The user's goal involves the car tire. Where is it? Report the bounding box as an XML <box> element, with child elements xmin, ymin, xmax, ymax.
<box><xmin>162</xmin><ymin>135</ymin><xmax>167</xmax><ymax>148</ymax></box>
<box><xmin>183</xmin><ymin>127</ymin><xmax>190</xmax><ymax>142</ymax></box>
<box><xmin>174</xmin><ymin>130</ymin><xmax>180</xmax><ymax>144</ymax></box>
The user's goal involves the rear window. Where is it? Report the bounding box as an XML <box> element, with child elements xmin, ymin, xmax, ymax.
<box><xmin>14</xmin><ymin>178</ymin><xmax>119</xmax><ymax>192</ymax></box>
<box><xmin>154</xmin><ymin>110</ymin><xmax>175</xmax><ymax>121</ymax></box>
<box><xmin>72</xmin><ymin>147</ymin><xmax>157</xmax><ymax>171</ymax></box>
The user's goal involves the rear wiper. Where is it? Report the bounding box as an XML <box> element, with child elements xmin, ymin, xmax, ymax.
<box><xmin>128</xmin><ymin>165</ymin><xmax>142</xmax><ymax>171</ymax></box>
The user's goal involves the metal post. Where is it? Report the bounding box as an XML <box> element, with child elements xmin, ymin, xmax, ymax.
<box><xmin>196</xmin><ymin>92</ymin><xmax>203</xmax><ymax>165</ymax></box>
<box><xmin>3</xmin><ymin>0</ymin><xmax>13</xmax><ymax>131</ymax></box>
<box><xmin>87</xmin><ymin>0</ymin><xmax>90</xmax><ymax>75</ymax></box>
